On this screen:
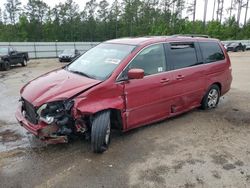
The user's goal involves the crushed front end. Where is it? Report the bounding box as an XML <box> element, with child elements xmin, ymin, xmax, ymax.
<box><xmin>15</xmin><ymin>98</ymin><xmax>89</xmax><ymax>144</ymax></box>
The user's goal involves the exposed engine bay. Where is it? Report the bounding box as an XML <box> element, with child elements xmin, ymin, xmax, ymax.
<box><xmin>21</xmin><ymin>98</ymin><xmax>90</xmax><ymax>144</ymax></box>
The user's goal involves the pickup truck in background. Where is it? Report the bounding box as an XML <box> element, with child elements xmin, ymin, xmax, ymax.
<box><xmin>0</xmin><ymin>47</ymin><xmax>29</xmax><ymax>71</ymax></box>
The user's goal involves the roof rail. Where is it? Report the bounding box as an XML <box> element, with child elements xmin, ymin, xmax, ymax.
<box><xmin>171</xmin><ymin>34</ymin><xmax>210</xmax><ymax>38</ymax></box>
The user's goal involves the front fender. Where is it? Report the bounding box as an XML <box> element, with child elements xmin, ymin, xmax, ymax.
<box><xmin>74</xmin><ymin>96</ymin><xmax>124</xmax><ymax>115</ymax></box>
<box><xmin>73</xmin><ymin>83</ymin><xmax>125</xmax><ymax>116</ymax></box>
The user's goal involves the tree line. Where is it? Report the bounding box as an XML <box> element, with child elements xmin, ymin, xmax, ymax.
<box><xmin>0</xmin><ymin>0</ymin><xmax>249</xmax><ymax>42</ymax></box>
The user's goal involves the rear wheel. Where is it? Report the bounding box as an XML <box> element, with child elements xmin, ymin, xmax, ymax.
<box><xmin>21</xmin><ymin>58</ymin><xmax>27</xmax><ymax>66</ymax></box>
<box><xmin>201</xmin><ymin>85</ymin><xmax>220</xmax><ymax>110</ymax></box>
<box><xmin>2</xmin><ymin>61</ymin><xmax>10</xmax><ymax>71</ymax></box>
<box><xmin>91</xmin><ymin>110</ymin><xmax>111</xmax><ymax>153</ymax></box>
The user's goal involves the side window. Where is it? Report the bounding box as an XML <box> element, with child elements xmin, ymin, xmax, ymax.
<box><xmin>169</xmin><ymin>43</ymin><xmax>198</xmax><ymax>70</ymax></box>
<box><xmin>199</xmin><ymin>42</ymin><xmax>225</xmax><ymax>63</ymax></box>
<box><xmin>128</xmin><ymin>44</ymin><xmax>166</xmax><ymax>76</ymax></box>
<box><xmin>9</xmin><ymin>47</ymin><xmax>14</xmax><ymax>52</ymax></box>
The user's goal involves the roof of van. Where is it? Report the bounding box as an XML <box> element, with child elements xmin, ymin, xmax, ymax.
<box><xmin>105</xmin><ymin>36</ymin><xmax>219</xmax><ymax>45</ymax></box>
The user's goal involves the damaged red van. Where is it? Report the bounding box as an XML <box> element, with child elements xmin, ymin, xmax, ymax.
<box><xmin>16</xmin><ymin>36</ymin><xmax>232</xmax><ymax>153</ymax></box>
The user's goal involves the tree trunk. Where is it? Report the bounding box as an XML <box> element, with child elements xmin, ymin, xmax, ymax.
<box><xmin>229</xmin><ymin>0</ymin><xmax>234</xmax><ymax>18</ymax></box>
<box><xmin>203</xmin><ymin>0</ymin><xmax>208</xmax><ymax>28</ymax></box>
<box><xmin>212</xmin><ymin>0</ymin><xmax>216</xmax><ymax>20</ymax></box>
<box><xmin>216</xmin><ymin>0</ymin><xmax>220</xmax><ymax>21</ymax></box>
<box><xmin>193</xmin><ymin>0</ymin><xmax>196</xmax><ymax>33</ymax></box>
<box><xmin>244</xmin><ymin>0</ymin><xmax>249</xmax><ymax>25</ymax></box>
<box><xmin>237</xmin><ymin>0</ymin><xmax>243</xmax><ymax>26</ymax></box>
<box><xmin>219</xmin><ymin>0</ymin><xmax>224</xmax><ymax>24</ymax></box>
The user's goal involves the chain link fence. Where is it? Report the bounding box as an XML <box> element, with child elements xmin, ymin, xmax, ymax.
<box><xmin>0</xmin><ymin>42</ymin><xmax>100</xmax><ymax>59</ymax></box>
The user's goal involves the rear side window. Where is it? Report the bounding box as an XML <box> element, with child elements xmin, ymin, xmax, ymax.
<box><xmin>199</xmin><ymin>42</ymin><xmax>225</xmax><ymax>63</ymax></box>
<box><xmin>169</xmin><ymin>43</ymin><xmax>198</xmax><ymax>70</ymax></box>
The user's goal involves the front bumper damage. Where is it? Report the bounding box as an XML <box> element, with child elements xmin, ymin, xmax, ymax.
<box><xmin>15</xmin><ymin>103</ymin><xmax>87</xmax><ymax>144</ymax></box>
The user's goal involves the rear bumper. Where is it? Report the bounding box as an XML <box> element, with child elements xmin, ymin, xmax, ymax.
<box><xmin>15</xmin><ymin>104</ymin><xmax>68</xmax><ymax>144</ymax></box>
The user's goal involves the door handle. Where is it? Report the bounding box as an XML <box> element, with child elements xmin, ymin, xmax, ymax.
<box><xmin>176</xmin><ymin>75</ymin><xmax>185</xmax><ymax>80</ymax></box>
<box><xmin>160</xmin><ymin>78</ymin><xmax>170</xmax><ymax>83</ymax></box>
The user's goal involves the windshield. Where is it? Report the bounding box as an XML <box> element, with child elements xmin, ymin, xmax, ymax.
<box><xmin>0</xmin><ymin>48</ymin><xmax>8</xmax><ymax>55</ymax></box>
<box><xmin>228</xmin><ymin>43</ymin><xmax>238</xmax><ymax>47</ymax></box>
<box><xmin>62</xmin><ymin>49</ymin><xmax>75</xmax><ymax>54</ymax></box>
<box><xmin>67</xmin><ymin>43</ymin><xmax>136</xmax><ymax>80</ymax></box>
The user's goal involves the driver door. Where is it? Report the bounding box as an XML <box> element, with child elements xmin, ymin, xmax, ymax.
<box><xmin>123</xmin><ymin>43</ymin><xmax>173</xmax><ymax>129</ymax></box>
<box><xmin>8</xmin><ymin>47</ymin><xmax>18</xmax><ymax>64</ymax></box>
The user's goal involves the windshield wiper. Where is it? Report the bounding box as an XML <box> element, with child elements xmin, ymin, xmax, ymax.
<box><xmin>68</xmin><ymin>69</ymin><xmax>94</xmax><ymax>79</ymax></box>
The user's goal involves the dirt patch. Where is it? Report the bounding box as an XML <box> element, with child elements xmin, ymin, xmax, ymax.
<box><xmin>0</xmin><ymin>120</ymin><xmax>9</xmax><ymax>126</ymax></box>
<box><xmin>211</xmin><ymin>154</ymin><xmax>229</xmax><ymax>165</ymax></box>
<box><xmin>0</xmin><ymin>148</ymin><xmax>26</xmax><ymax>167</ymax></box>
<box><xmin>0</xmin><ymin>129</ymin><xmax>23</xmax><ymax>143</ymax></box>
<box><xmin>234</xmin><ymin>160</ymin><xmax>244</xmax><ymax>166</ymax></box>
<box><xmin>224</xmin><ymin>110</ymin><xmax>250</xmax><ymax>125</ymax></box>
<box><xmin>172</xmin><ymin>158</ymin><xmax>205</xmax><ymax>173</ymax></box>
<box><xmin>211</xmin><ymin>170</ymin><xmax>221</xmax><ymax>179</ymax></box>
<box><xmin>184</xmin><ymin>182</ymin><xmax>196</xmax><ymax>188</ymax></box>
<box><xmin>223</xmin><ymin>163</ymin><xmax>236</xmax><ymax>170</ymax></box>
<box><xmin>0</xmin><ymin>73</ymin><xmax>7</xmax><ymax>79</ymax></box>
<box><xmin>0</xmin><ymin>148</ymin><xmax>25</xmax><ymax>159</ymax></box>
<box><xmin>139</xmin><ymin>165</ymin><xmax>169</xmax><ymax>185</ymax></box>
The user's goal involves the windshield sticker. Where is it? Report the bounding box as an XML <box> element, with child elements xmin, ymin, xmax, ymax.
<box><xmin>105</xmin><ymin>58</ymin><xmax>121</xmax><ymax>64</ymax></box>
<box><xmin>158</xmin><ymin>67</ymin><xmax>163</xmax><ymax>72</ymax></box>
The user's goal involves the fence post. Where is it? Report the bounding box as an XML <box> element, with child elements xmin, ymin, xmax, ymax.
<box><xmin>34</xmin><ymin>42</ymin><xmax>37</xmax><ymax>59</ymax></box>
<box><xmin>55</xmin><ymin>41</ymin><xmax>58</xmax><ymax>57</ymax></box>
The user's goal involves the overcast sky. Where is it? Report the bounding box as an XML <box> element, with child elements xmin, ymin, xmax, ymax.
<box><xmin>0</xmin><ymin>0</ymin><xmax>248</xmax><ymax>24</ymax></box>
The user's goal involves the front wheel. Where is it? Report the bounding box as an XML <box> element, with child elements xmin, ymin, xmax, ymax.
<box><xmin>201</xmin><ymin>85</ymin><xmax>220</xmax><ymax>110</ymax></box>
<box><xmin>21</xmin><ymin>58</ymin><xmax>27</xmax><ymax>67</ymax></box>
<box><xmin>91</xmin><ymin>110</ymin><xmax>111</xmax><ymax>153</ymax></box>
<box><xmin>2</xmin><ymin>61</ymin><xmax>10</xmax><ymax>71</ymax></box>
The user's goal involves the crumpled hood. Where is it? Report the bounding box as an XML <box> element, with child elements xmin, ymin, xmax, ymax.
<box><xmin>21</xmin><ymin>68</ymin><xmax>101</xmax><ymax>107</ymax></box>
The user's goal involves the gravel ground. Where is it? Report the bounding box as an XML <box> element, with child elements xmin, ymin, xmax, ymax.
<box><xmin>0</xmin><ymin>52</ymin><xmax>250</xmax><ymax>188</ymax></box>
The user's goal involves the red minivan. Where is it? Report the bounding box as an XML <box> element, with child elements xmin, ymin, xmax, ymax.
<box><xmin>16</xmin><ymin>36</ymin><xmax>232</xmax><ymax>153</ymax></box>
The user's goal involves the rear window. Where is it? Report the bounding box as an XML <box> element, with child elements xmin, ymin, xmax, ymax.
<box><xmin>169</xmin><ymin>43</ymin><xmax>198</xmax><ymax>69</ymax></box>
<box><xmin>199</xmin><ymin>42</ymin><xmax>225</xmax><ymax>63</ymax></box>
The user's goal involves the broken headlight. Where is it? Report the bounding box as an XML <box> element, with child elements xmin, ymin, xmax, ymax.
<box><xmin>37</xmin><ymin>100</ymin><xmax>74</xmax><ymax>124</ymax></box>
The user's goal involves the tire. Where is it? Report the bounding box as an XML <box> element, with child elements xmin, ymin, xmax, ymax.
<box><xmin>2</xmin><ymin>61</ymin><xmax>10</xmax><ymax>71</ymax></box>
<box><xmin>21</xmin><ymin>58</ymin><xmax>27</xmax><ymax>67</ymax></box>
<box><xmin>91</xmin><ymin>110</ymin><xmax>111</xmax><ymax>153</ymax></box>
<box><xmin>201</xmin><ymin>85</ymin><xmax>220</xmax><ymax>110</ymax></box>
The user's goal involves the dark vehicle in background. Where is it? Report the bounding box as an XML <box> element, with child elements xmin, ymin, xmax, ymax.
<box><xmin>245</xmin><ymin>44</ymin><xmax>250</xmax><ymax>50</ymax></box>
<box><xmin>226</xmin><ymin>42</ymin><xmax>246</xmax><ymax>52</ymax></box>
<box><xmin>0</xmin><ymin>47</ymin><xmax>29</xmax><ymax>71</ymax></box>
<box><xmin>58</xmin><ymin>49</ymin><xmax>80</xmax><ymax>62</ymax></box>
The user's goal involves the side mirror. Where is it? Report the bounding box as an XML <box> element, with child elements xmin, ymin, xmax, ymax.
<box><xmin>128</xmin><ymin>68</ymin><xmax>144</xmax><ymax>79</ymax></box>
